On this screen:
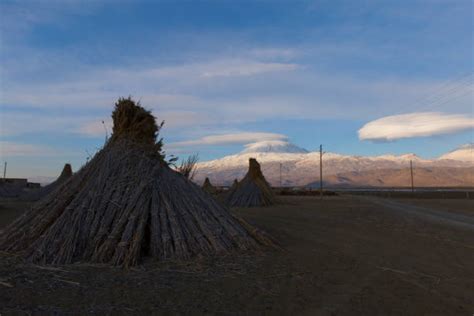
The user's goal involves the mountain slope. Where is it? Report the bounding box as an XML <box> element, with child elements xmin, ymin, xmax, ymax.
<box><xmin>195</xmin><ymin>141</ymin><xmax>474</xmax><ymax>187</ymax></box>
<box><xmin>313</xmin><ymin>167</ymin><xmax>474</xmax><ymax>188</ymax></box>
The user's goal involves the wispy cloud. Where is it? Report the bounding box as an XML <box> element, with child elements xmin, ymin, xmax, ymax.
<box><xmin>358</xmin><ymin>112</ymin><xmax>474</xmax><ymax>141</ymax></box>
<box><xmin>4</xmin><ymin>72</ymin><xmax>472</xmax><ymax>140</ymax></box>
<box><xmin>248</xmin><ymin>48</ymin><xmax>300</xmax><ymax>59</ymax></box>
<box><xmin>0</xmin><ymin>141</ymin><xmax>57</xmax><ymax>157</ymax></box>
<box><xmin>0</xmin><ymin>112</ymin><xmax>92</xmax><ymax>137</ymax></box>
<box><xmin>77</xmin><ymin>120</ymin><xmax>112</xmax><ymax>138</ymax></box>
<box><xmin>168</xmin><ymin>132</ymin><xmax>287</xmax><ymax>148</ymax></box>
<box><xmin>76</xmin><ymin>110</ymin><xmax>210</xmax><ymax>137</ymax></box>
<box><xmin>1</xmin><ymin>59</ymin><xmax>300</xmax><ymax>109</ymax></box>
<box><xmin>0</xmin><ymin>0</ymin><xmax>102</xmax><ymax>35</ymax></box>
<box><xmin>200</xmin><ymin>61</ymin><xmax>299</xmax><ymax>78</ymax></box>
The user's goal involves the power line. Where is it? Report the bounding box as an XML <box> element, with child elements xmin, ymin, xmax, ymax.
<box><xmin>412</xmin><ymin>72</ymin><xmax>473</xmax><ymax>107</ymax></box>
<box><xmin>397</xmin><ymin>71</ymin><xmax>473</xmax><ymax>113</ymax></box>
<box><xmin>422</xmin><ymin>88</ymin><xmax>473</xmax><ymax>110</ymax></box>
<box><xmin>415</xmin><ymin>79</ymin><xmax>473</xmax><ymax>111</ymax></box>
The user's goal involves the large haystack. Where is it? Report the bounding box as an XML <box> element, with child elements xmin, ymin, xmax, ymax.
<box><xmin>0</xmin><ymin>98</ymin><xmax>272</xmax><ymax>267</ymax></box>
<box><xmin>202</xmin><ymin>177</ymin><xmax>217</xmax><ymax>195</ymax></box>
<box><xmin>21</xmin><ymin>163</ymin><xmax>73</xmax><ymax>201</ymax></box>
<box><xmin>226</xmin><ymin>158</ymin><xmax>277</xmax><ymax>207</ymax></box>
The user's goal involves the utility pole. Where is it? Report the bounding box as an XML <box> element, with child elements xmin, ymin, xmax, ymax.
<box><xmin>410</xmin><ymin>160</ymin><xmax>414</xmax><ymax>193</ymax></box>
<box><xmin>279</xmin><ymin>162</ymin><xmax>282</xmax><ymax>188</ymax></box>
<box><xmin>320</xmin><ymin>144</ymin><xmax>323</xmax><ymax>199</ymax></box>
<box><xmin>3</xmin><ymin>162</ymin><xmax>7</xmax><ymax>179</ymax></box>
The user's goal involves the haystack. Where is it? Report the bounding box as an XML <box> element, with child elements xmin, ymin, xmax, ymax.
<box><xmin>226</xmin><ymin>158</ymin><xmax>277</xmax><ymax>207</ymax></box>
<box><xmin>55</xmin><ymin>163</ymin><xmax>73</xmax><ymax>183</ymax></box>
<box><xmin>229</xmin><ymin>179</ymin><xmax>239</xmax><ymax>192</ymax></box>
<box><xmin>202</xmin><ymin>177</ymin><xmax>217</xmax><ymax>195</ymax></box>
<box><xmin>21</xmin><ymin>163</ymin><xmax>73</xmax><ymax>201</ymax></box>
<box><xmin>0</xmin><ymin>98</ymin><xmax>273</xmax><ymax>267</ymax></box>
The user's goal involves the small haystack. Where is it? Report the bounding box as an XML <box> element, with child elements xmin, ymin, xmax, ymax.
<box><xmin>226</xmin><ymin>158</ymin><xmax>277</xmax><ymax>207</ymax></box>
<box><xmin>230</xmin><ymin>179</ymin><xmax>239</xmax><ymax>190</ymax></box>
<box><xmin>0</xmin><ymin>98</ymin><xmax>273</xmax><ymax>267</ymax></box>
<box><xmin>202</xmin><ymin>177</ymin><xmax>217</xmax><ymax>195</ymax></box>
<box><xmin>21</xmin><ymin>163</ymin><xmax>73</xmax><ymax>201</ymax></box>
<box><xmin>56</xmin><ymin>163</ymin><xmax>73</xmax><ymax>183</ymax></box>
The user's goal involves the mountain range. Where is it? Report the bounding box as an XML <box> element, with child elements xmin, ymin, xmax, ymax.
<box><xmin>195</xmin><ymin>141</ymin><xmax>474</xmax><ymax>188</ymax></box>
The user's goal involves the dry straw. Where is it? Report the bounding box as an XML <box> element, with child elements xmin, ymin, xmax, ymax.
<box><xmin>202</xmin><ymin>177</ymin><xmax>217</xmax><ymax>195</ymax></box>
<box><xmin>226</xmin><ymin>158</ymin><xmax>277</xmax><ymax>207</ymax></box>
<box><xmin>0</xmin><ymin>98</ymin><xmax>274</xmax><ymax>267</ymax></box>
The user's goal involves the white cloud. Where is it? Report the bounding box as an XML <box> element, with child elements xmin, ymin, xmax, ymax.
<box><xmin>168</xmin><ymin>132</ymin><xmax>287</xmax><ymax>148</ymax></box>
<box><xmin>358</xmin><ymin>112</ymin><xmax>474</xmax><ymax>141</ymax></box>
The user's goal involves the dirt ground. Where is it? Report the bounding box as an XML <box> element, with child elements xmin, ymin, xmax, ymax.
<box><xmin>1</xmin><ymin>195</ymin><xmax>473</xmax><ymax>315</ymax></box>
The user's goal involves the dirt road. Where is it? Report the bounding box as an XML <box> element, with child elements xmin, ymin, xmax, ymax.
<box><xmin>1</xmin><ymin>196</ymin><xmax>473</xmax><ymax>315</ymax></box>
<box><xmin>360</xmin><ymin>196</ymin><xmax>474</xmax><ymax>231</ymax></box>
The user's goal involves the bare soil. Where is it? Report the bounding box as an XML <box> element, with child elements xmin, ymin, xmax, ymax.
<box><xmin>1</xmin><ymin>195</ymin><xmax>473</xmax><ymax>315</ymax></box>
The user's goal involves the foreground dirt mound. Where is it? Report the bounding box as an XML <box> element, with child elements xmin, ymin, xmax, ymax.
<box><xmin>226</xmin><ymin>158</ymin><xmax>277</xmax><ymax>207</ymax></box>
<box><xmin>0</xmin><ymin>98</ymin><xmax>273</xmax><ymax>267</ymax></box>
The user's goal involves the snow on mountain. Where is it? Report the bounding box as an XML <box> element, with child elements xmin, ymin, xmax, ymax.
<box><xmin>241</xmin><ymin>140</ymin><xmax>309</xmax><ymax>154</ymax></box>
<box><xmin>372</xmin><ymin>153</ymin><xmax>425</xmax><ymax>162</ymax></box>
<box><xmin>438</xmin><ymin>143</ymin><xmax>473</xmax><ymax>162</ymax></box>
<box><xmin>195</xmin><ymin>141</ymin><xmax>474</xmax><ymax>187</ymax></box>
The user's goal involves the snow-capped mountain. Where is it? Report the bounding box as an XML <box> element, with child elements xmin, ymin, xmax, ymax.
<box><xmin>439</xmin><ymin>143</ymin><xmax>473</xmax><ymax>162</ymax></box>
<box><xmin>195</xmin><ymin>141</ymin><xmax>474</xmax><ymax>187</ymax></box>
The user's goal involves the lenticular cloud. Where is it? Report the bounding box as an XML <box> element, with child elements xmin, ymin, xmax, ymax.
<box><xmin>358</xmin><ymin>112</ymin><xmax>474</xmax><ymax>141</ymax></box>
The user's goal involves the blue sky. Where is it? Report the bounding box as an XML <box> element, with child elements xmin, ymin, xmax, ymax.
<box><xmin>0</xmin><ymin>0</ymin><xmax>473</xmax><ymax>177</ymax></box>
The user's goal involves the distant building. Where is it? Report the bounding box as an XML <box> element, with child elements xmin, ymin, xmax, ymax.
<box><xmin>1</xmin><ymin>178</ymin><xmax>28</xmax><ymax>186</ymax></box>
<box><xmin>0</xmin><ymin>178</ymin><xmax>42</xmax><ymax>198</ymax></box>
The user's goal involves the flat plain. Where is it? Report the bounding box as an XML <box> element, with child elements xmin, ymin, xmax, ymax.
<box><xmin>1</xmin><ymin>195</ymin><xmax>473</xmax><ymax>315</ymax></box>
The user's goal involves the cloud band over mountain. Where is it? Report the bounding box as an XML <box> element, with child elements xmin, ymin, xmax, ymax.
<box><xmin>167</xmin><ymin>132</ymin><xmax>288</xmax><ymax>148</ymax></box>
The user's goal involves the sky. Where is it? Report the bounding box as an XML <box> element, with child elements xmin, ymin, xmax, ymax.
<box><xmin>0</xmin><ymin>0</ymin><xmax>473</xmax><ymax>178</ymax></box>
